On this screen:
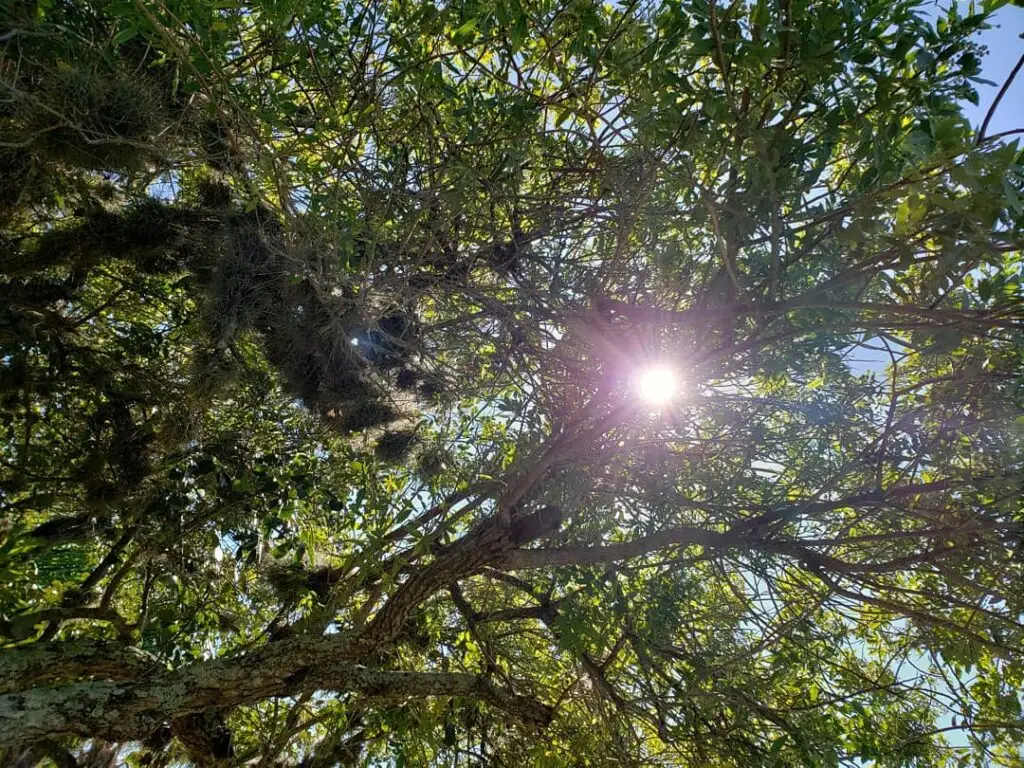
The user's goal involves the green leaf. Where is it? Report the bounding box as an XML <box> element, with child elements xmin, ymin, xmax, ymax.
<box><xmin>1003</xmin><ymin>174</ymin><xmax>1024</xmax><ymax>213</ymax></box>
<box><xmin>453</xmin><ymin>18</ymin><xmax>478</xmax><ymax>44</ymax></box>
<box><xmin>112</xmin><ymin>26</ymin><xmax>139</xmax><ymax>45</ymax></box>
<box><xmin>510</xmin><ymin>13</ymin><xmax>528</xmax><ymax>54</ymax></box>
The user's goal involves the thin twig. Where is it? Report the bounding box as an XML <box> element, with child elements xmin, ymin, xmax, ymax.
<box><xmin>977</xmin><ymin>51</ymin><xmax>1024</xmax><ymax>144</ymax></box>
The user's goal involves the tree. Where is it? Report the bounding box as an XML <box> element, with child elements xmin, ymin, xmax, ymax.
<box><xmin>1</xmin><ymin>0</ymin><xmax>1023</xmax><ymax>765</ymax></box>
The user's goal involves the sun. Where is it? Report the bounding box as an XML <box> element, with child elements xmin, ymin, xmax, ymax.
<box><xmin>637</xmin><ymin>365</ymin><xmax>678</xmax><ymax>405</ymax></box>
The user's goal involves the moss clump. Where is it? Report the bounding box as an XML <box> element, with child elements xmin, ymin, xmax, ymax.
<box><xmin>416</xmin><ymin>447</ymin><xmax>447</xmax><ymax>479</ymax></box>
<box><xmin>360</xmin><ymin>310</ymin><xmax>420</xmax><ymax>369</ymax></box>
<box><xmin>8</xmin><ymin>186</ymin><xmax>430</xmax><ymax>439</ymax></box>
<box><xmin>266</xmin><ymin>562</ymin><xmax>346</xmax><ymax>603</ymax></box>
<box><xmin>374</xmin><ymin>429</ymin><xmax>418</xmax><ymax>463</ymax></box>
<box><xmin>194</xmin><ymin>208</ymin><xmax>414</xmax><ymax>436</ymax></box>
<box><xmin>19</xmin><ymin>200</ymin><xmax>211</xmax><ymax>279</ymax></box>
<box><xmin>418</xmin><ymin>372</ymin><xmax>447</xmax><ymax>400</ymax></box>
<box><xmin>203</xmin><ymin>216</ymin><xmax>429</xmax><ymax>435</ymax></box>
<box><xmin>197</xmin><ymin>179</ymin><xmax>235</xmax><ymax>210</ymax></box>
<box><xmin>395</xmin><ymin>368</ymin><xmax>420</xmax><ymax>390</ymax></box>
<box><xmin>28</xmin><ymin>68</ymin><xmax>165</xmax><ymax>172</ymax></box>
<box><xmin>340</xmin><ymin>401</ymin><xmax>397</xmax><ymax>433</ymax></box>
<box><xmin>0</xmin><ymin>149</ymin><xmax>34</xmax><ymax>217</ymax></box>
<box><xmin>200</xmin><ymin>116</ymin><xmax>241</xmax><ymax>172</ymax></box>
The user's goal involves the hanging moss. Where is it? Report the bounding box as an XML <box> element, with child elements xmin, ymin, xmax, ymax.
<box><xmin>0</xmin><ymin>278</ymin><xmax>74</xmax><ymax>310</ymax></box>
<box><xmin>197</xmin><ymin>179</ymin><xmax>235</xmax><ymax>210</ymax></box>
<box><xmin>373</xmin><ymin>429</ymin><xmax>418</xmax><ymax>463</ymax></box>
<box><xmin>0</xmin><ymin>149</ymin><xmax>34</xmax><ymax>218</ymax></box>
<box><xmin>26</xmin><ymin>67</ymin><xmax>166</xmax><ymax>172</ymax></box>
<box><xmin>20</xmin><ymin>200</ymin><xmax>212</xmax><ymax>279</ymax></box>
<box><xmin>487</xmin><ymin>239</ymin><xmax>521</xmax><ymax>275</ymax></box>
<box><xmin>200</xmin><ymin>115</ymin><xmax>245</xmax><ymax>172</ymax></box>
<box><xmin>199</xmin><ymin>208</ymin><xmax>280</xmax><ymax>347</ymax></box>
<box><xmin>418</xmin><ymin>372</ymin><xmax>447</xmax><ymax>400</ymax></box>
<box><xmin>358</xmin><ymin>309</ymin><xmax>420</xmax><ymax>370</ymax></box>
<box><xmin>378</xmin><ymin>311</ymin><xmax>414</xmax><ymax>339</ymax></box>
<box><xmin>5</xmin><ymin>184</ymin><xmax>431</xmax><ymax>440</ymax></box>
<box><xmin>395</xmin><ymin>368</ymin><xmax>419</xmax><ymax>390</ymax></box>
<box><xmin>319</xmin><ymin>367</ymin><xmax>374</xmax><ymax>409</ymax></box>
<box><xmin>340</xmin><ymin>400</ymin><xmax>398</xmax><ymax>432</ymax></box>
<box><xmin>266</xmin><ymin>563</ymin><xmax>313</xmax><ymax>603</ymax></box>
<box><xmin>265</xmin><ymin>562</ymin><xmax>348</xmax><ymax>605</ymax></box>
<box><xmin>75</xmin><ymin>394</ymin><xmax>155</xmax><ymax>503</ymax></box>
<box><xmin>416</xmin><ymin>447</ymin><xmax>447</xmax><ymax>479</ymax></box>
<box><xmin>187</xmin><ymin>347</ymin><xmax>246</xmax><ymax>404</ymax></box>
<box><xmin>199</xmin><ymin>212</ymin><xmax>421</xmax><ymax>435</ymax></box>
<box><xmin>267</xmin><ymin>347</ymin><xmax>325</xmax><ymax>406</ymax></box>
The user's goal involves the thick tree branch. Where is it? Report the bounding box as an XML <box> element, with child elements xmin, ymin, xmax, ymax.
<box><xmin>0</xmin><ymin>636</ymin><xmax>551</xmax><ymax>748</ymax></box>
<box><xmin>347</xmin><ymin>521</ymin><xmax>513</xmax><ymax>653</ymax></box>
<box><xmin>0</xmin><ymin>639</ymin><xmax>159</xmax><ymax>695</ymax></box>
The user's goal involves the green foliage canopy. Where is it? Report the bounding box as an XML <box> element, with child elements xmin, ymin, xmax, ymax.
<box><xmin>1</xmin><ymin>0</ymin><xmax>1023</xmax><ymax>765</ymax></box>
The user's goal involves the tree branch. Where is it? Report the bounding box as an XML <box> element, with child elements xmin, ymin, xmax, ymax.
<box><xmin>498</xmin><ymin>526</ymin><xmax>728</xmax><ymax>569</ymax></box>
<box><xmin>978</xmin><ymin>51</ymin><xmax>1024</xmax><ymax>144</ymax></box>
<box><xmin>0</xmin><ymin>640</ymin><xmax>159</xmax><ymax>696</ymax></box>
<box><xmin>0</xmin><ymin>636</ymin><xmax>551</xmax><ymax>748</ymax></box>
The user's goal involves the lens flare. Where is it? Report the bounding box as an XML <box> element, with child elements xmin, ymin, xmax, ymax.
<box><xmin>637</xmin><ymin>366</ymin><xmax>678</xmax><ymax>405</ymax></box>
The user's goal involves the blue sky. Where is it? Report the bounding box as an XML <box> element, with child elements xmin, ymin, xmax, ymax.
<box><xmin>961</xmin><ymin>3</ymin><xmax>1024</xmax><ymax>136</ymax></box>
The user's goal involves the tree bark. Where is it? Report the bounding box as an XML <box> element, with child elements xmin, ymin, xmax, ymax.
<box><xmin>0</xmin><ymin>639</ymin><xmax>159</xmax><ymax>695</ymax></box>
<box><xmin>0</xmin><ymin>635</ymin><xmax>551</xmax><ymax>748</ymax></box>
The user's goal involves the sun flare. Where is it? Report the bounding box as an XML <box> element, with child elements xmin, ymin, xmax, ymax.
<box><xmin>637</xmin><ymin>366</ymin><xmax>678</xmax><ymax>405</ymax></box>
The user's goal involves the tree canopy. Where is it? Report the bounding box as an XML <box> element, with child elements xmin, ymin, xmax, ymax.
<box><xmin>1</xmin><ymin>0</ymin><xmax>1024</xmax><ymax>765</ymax></box>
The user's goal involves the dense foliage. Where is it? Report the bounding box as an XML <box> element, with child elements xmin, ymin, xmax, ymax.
<box><xmin>1</xmin><ymin>0</ymin><xmax>1023</xmax><ymax>765</ymax></box>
